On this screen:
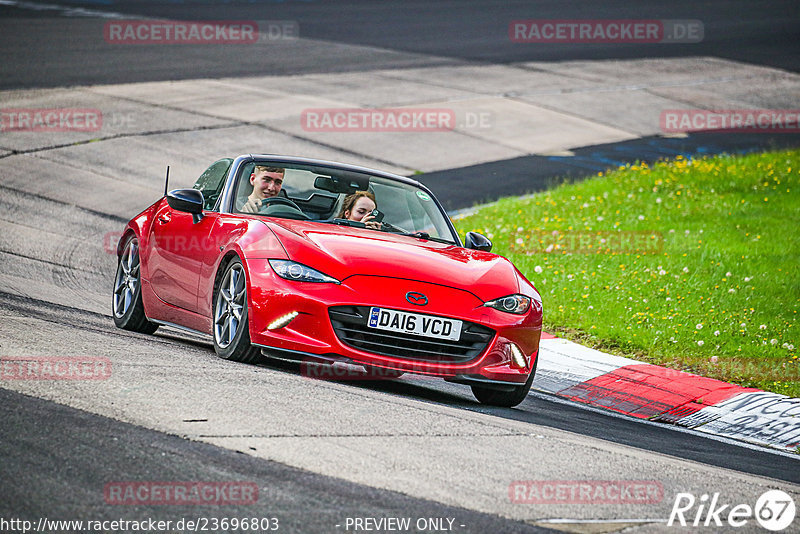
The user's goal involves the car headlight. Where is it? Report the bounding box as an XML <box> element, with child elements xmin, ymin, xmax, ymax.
<box><xmin>484</xmin><ymin>294</ymin><xmax>531</xmax><ymax>314</ymax></box>
<box><xmin>269</xmin><ymin>260</ymin><xmax>339</xmax><ymax>284</ymax></box>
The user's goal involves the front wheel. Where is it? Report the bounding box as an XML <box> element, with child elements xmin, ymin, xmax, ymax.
<box><xmin>112</xmin><ymin>237</ymin><xmax>158</xmax><ymax>334</ymax></box>
<box><xmin>213</xmin><ymin>258</ymin><xmax>260</xmax><ymax>363</ymax></box>
<box><xmin>471</xmin><ymin>358</ymin><xmax>537</xmax><ymax>407</ymax></box>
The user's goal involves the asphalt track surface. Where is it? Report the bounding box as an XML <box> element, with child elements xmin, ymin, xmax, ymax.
<box><xmin>423</xmin><ymin>131</ymin><xmax>800</xmax><ymax>210</ymax></box>
<box><xmin>0</xmin><ymin>0</ymin><xmax>799</xmax><ymax>89</ymax></box>
<box><xmin>0</xmin><ymin>388</ymin><xmax>553</xmax><ymax>533</ymax></box>
<box><xmin>2</xmin><ymin>1</ymin><xmax>800</xmax><ymax>532</ymax></box>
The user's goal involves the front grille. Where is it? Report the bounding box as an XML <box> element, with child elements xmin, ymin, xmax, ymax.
<box><xmin>329</xmin><ymin>306</ymin><xmax>494</xmax><ymax>363</ymax></box>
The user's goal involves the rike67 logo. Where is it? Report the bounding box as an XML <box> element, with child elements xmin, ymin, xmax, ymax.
<box><xmin>668</xmin><ymin>490</ymin><xmax>796</xmax><ymax>531</ymax></box>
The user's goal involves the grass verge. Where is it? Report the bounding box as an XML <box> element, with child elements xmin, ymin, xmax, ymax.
<box><xmin>454</xmin><ymin>149</ymin><xmax>799</xmax><ymax>397</ymax></box>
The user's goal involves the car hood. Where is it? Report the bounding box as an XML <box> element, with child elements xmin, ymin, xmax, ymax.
<box><xmin>263</xmin><ymin>219</ymin><xmax>520</xmax><ymax>301</ymax></box>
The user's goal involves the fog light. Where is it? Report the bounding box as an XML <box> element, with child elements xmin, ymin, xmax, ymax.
<box><xmin>267</xmin><ymin>311</ymin><xmax>299</xmax><ymax>330</ymax></box>
<box><xmin>509</xmin><ymin>343</ymin><xmax>528</xmax><ymax>369</ymax></box>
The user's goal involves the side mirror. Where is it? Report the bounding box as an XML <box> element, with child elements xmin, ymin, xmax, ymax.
<box><xmin>167</xmin><ymin>188</ymin><xmax>204</xmax><ymax>223</ymax></box>
<box><xmin>464</xmin><ymin>231</ymin><xmax>492</xmax><ymax>252</ymax></box>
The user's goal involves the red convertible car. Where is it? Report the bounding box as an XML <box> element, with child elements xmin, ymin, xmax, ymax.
<box><xmin>113</xmin><ymin>155</ymin><xmax>543</xmax><ymax>406</ymax></box>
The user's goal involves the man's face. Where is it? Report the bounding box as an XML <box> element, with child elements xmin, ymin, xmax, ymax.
<box><xmin>250</xmin><ymin>170</ymin><xmax>284</xmax><ymax>199</ymax></box>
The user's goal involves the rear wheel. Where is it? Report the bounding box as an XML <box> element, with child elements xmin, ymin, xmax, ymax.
<box><xmin>112</xmin><ymin>237</ymin><xmax>158</xmax><ymax>334</ymax></box>
<box><xmin>213</xmin><ymin>259</ymin><xmax>260</xmax><ymax>363</ymax></box>
<box><xmin>471</xmin><ymin>359</ymin><xmax>537</xmax><ymax>407</ymax></box>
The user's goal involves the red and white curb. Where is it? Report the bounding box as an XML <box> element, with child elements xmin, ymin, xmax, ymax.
<box><xmin>534</xmin><ymin>334</ymin><xmax>800</xmax><ymax>452</ymax></box>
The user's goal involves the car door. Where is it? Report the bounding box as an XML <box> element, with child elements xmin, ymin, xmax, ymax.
<box><xmin>146</xmin><ymin>159</ymin><xmax>232</xmax><ymax>313</ymax></box>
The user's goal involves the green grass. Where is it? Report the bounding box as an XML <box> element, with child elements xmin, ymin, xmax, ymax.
<box><xmin>454</xmin><ymin>149</ymin><xmax>800</xmax><ymax>397</ymax></box>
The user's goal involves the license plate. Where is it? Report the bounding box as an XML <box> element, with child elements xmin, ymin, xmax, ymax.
<box><xmin>367</xmin><ymin>307</ymin><xmax>462</xmax><ymax>341</ymax></box>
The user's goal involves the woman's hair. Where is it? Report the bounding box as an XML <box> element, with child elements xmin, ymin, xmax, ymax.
<box><xmin>337</xmin><ymin>190</ymin><xmax>376</xmax><ymax>218</ymax></box>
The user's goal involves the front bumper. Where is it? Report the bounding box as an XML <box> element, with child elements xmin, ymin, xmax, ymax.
<box><xmin>245</xmin><ymin>261</ymin><xmax>542</xmax><ymax>385</ymax></box>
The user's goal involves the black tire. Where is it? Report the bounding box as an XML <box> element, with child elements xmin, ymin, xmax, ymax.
<box><xmin>471</xmin><ymin>358</ymin><xmax>537</xmax><ymax>407</ymax></box>
<box><xmin>112</xmin><ymin>237</ymin><xmax>159</xmax><ymax>334</ymax></box>
<box><xmin>212</xmin><ymin>258</ymin><xmax>260</xmax><ymax>363</ymax></box>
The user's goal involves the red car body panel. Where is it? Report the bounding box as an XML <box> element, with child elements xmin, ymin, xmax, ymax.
<box><xmin>119</xmin><ymin>158</ymin><xmax>543</xmax><ymax>389</ymax></box>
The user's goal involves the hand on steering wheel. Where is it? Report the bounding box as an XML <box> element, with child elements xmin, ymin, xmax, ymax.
<box><xmin>257</xmin><ymin>196</ymin><xmax>303</xmax><ymax>212</ymax></box>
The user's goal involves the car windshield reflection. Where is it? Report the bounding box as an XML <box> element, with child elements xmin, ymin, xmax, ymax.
<box><xmin>231</xmin><ymin>161</ymin><xmax>457</xmax><ymax>244</ymax></box>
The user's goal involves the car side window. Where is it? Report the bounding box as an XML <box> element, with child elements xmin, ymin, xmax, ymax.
<box><xmin>192</xmin><ymin>158</ymin><xmax>233</xmax><ymax>211</ymax></box>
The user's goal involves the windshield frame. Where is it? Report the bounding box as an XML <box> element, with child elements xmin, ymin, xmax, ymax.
<box><xmin>218</xmin><ymin>154</ymin><xmax>462</xmax><ymax>245</ymax></box>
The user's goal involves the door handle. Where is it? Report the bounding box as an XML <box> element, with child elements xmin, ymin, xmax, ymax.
<box><xmin>157</xmin><ymin>214</ymin><xmax>171</xmax><ymax>224</ymax></box>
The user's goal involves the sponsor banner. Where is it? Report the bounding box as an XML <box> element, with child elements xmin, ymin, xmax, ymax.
<box><xmin>677</xmin><ymin>391</ymin><xmax>800</xmax><ymax>450</ymax></box>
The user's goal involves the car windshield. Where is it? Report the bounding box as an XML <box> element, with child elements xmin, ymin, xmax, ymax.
<box><xmin>233</xmin><ymin>161</ymin><xmax>457</xmax><ymax>243</ymax></box>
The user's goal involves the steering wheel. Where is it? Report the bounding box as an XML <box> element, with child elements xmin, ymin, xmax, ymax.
<box><xmin>258</xmin><ymin>197</ymin><xmax>304</xmax><ymax>212</ymax></box>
